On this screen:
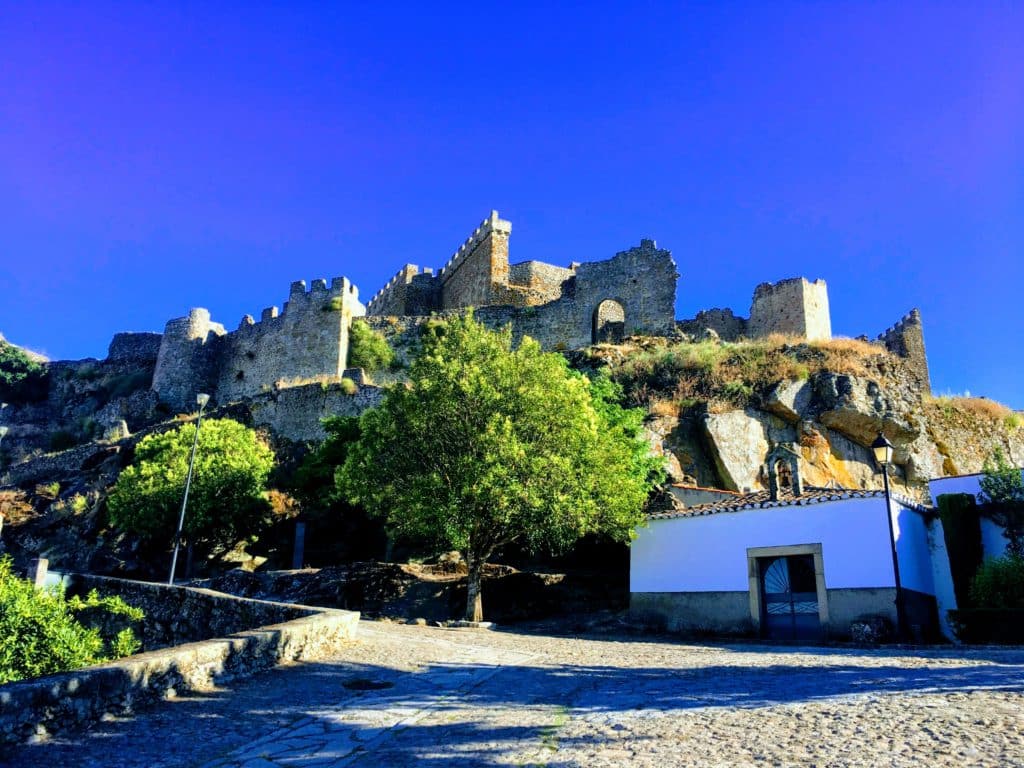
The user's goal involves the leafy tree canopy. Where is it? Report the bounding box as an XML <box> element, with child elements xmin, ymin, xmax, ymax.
<box><xmin>347</xmin><ymin>319</ymin><xmax>395</xmax><ymax>373</ymax></box>
<box><xmin>339</xmin><ymin>312</ymin><xmax>662</xmax><ymax>620</ymax></box>
<box><xmin>108</xmin><ymin>418</ymin><xmax>275</xmax><ymax>551</ymax></box>
<box><xmin>293</xmin><ymin>416</ymin><xmax>362</xmax><ymax>510</ymax></box>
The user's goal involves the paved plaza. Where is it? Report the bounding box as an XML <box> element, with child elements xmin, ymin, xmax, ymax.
<box><xmin>6</xmin><ymin>620</ymin><xmax>1024</xmax><ymax>767</ymax></box>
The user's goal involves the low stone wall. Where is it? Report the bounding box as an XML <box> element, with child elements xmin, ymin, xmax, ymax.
<box><xmin>0</xmin><ymin>577</ymin><xmax>359</xmax><ymax>749</ymax></box>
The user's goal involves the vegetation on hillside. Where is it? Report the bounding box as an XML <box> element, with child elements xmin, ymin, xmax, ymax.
<box><xmin>107</xmin><ymin>418</ymin><xmax>276</xmax><ymax>556</ymax></box>
<box><xmin>596</xmin><ymin>334</ymin><xmax>886</xmax><ymax>414</ymax></box>
<box><xmin>347</xmin><ymin>319</ymin><xmax>395</xmax><ymax>373</ymax></box>
<box><xmin>290</xmin><ymin>416</ymin><xmax>386</xmax><ymax>564</ymax></box>
<box><xmin>0</xmin><ymin>556</ymin><xmax>143</xmax><ymax>683</ymax></box>
<box><xmin>339</xmin><ymin>313</ymin><xmax>663</xmax><ymax>621</ymax></box>
<box><xmin>0</xmin><ymin>339</ymin><xmax>48</xmax><ymax>402</ymax></box>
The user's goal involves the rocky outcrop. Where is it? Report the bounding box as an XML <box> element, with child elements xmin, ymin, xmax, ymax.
<box><xmin>815</xmin><ymin>373</ymin><xmax>919</xmax><ymax>445</ymax></box>
<box><xmin>702</xmin><ymin>409</ymin><xmax>794</xmax><ymax>492</ymax></box>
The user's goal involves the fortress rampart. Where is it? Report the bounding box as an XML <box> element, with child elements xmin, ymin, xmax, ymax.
<box><xmin>877</xmin><ymin>308</ymin><xmax>931</xmax><ymax>393</ymax></box>
<box><xmin>139</xmin><ymin>210</ymin><xmax>928</xmax><ymax>414</ymax></box>
<box><xmin>152</xmin><ymin>277</ymin><xmax>364</xmax><ymax>411</ymax></box>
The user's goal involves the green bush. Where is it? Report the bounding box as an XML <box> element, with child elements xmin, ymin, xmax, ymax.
<box><xmin>107</xmin><ymin>418</ymin><xmax>275</xmax><ymax>553</ymax></box>
<box><xmin>969</xmin><ymin>555</ymin><xmax>1024</xmax><ymax>610</ymax></box>
<box><xmin>0</xmin><ymin>340</ymin><xmax>48</xmax><ymax>402</ymax></box>
<box><xmin>347</xmin><ymin>320</ymin><xmax>394</xmax><ymax>372</ymax></box>
<box><xmin>0</xmin><ymin>557</ymin><xmax>143</xmax><ymax>683</ymax></box>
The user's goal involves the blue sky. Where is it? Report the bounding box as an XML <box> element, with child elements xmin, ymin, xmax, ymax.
<box><xmin>1</xmin><ymin>2</ymin><xmax>1021</xmax><ymax>407</ymax></box>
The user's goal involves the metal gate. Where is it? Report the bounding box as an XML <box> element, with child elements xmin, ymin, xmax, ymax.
<box><xmin>760</xmin><ymin>554</ymin><xmax>822</xmax><ymax>642</ymax></box>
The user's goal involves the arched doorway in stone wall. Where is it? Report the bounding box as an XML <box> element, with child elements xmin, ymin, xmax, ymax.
<box><xmin>593</xmin><ymin>299</ymin><xmax>626</xmax><ymax>344</ymax></box>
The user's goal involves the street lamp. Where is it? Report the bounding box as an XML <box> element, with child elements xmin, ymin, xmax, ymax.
<box><xmin>872</xmin><ymin>431</ymin><xmax>905</xmax><ymax>640</ymax></box>
<box><xmin>168</xmin><ymin>393</ymin><xmax>211</xmax><ymax>585</ymax></box>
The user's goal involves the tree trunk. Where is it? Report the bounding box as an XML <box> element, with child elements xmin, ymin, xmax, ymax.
<box><xmin>465</xmin><ymin>557</ymin><xmax>484</xmax><ymax>622</ymax></box>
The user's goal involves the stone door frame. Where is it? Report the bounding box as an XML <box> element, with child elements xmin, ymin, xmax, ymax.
<box><xmin>746</xmin><ymin>543</ymin><xmax>829</xmax><ymax>633</ymax></box>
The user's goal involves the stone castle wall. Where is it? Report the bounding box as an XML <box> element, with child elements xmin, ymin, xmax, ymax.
<box><xmin>152</xmin><ymin>279</ymin><xmax>364</xmax><ymax>411</ymax></box>
<box><xmin>215</xmin><ymin>277</ymin><xmax>364</xmax><ymax>403</ymax></box>
<box><xmin>678</xmin><ymin>308</ymin><xmax>748</xmax><ymax>341</ymax></box>
<box><xmin>748</xmin><ymin>278</ymin><xmax>832</xmax><ymax>341</ymax></box>
<box><xmin>143</xmin><ymin>212</ymin><xmax>877</xmax><ymax>416</ymax></box>
<box><xmin>878</xmin><ymin>309</ymin><xmax>931</xmax><ymax>393</ymax></box>
<box><xmin>438</xmin><ymin>211</ymin><xmax>512</xmax><ymax>309</ymax></box>
<box><xmin>365</xmin><ymin>264</ymin><xmax>423</xmax><ymax>317</ymax></box>
<box><xmin>106</xmin><ymin>332</ymin><xmax>163</xmax><ymax>364</ymax></box>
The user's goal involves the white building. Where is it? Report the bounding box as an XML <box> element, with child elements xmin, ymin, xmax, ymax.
<box><xmin>630</xmin><ymin>483</ymin><xmax>958</xmax><ymax>643</ymax></box>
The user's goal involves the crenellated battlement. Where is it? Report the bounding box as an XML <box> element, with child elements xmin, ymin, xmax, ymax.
<box><xmin>366</xmin><ymin>265</ymin><xmax>423</xmax><ymax>315</ymax></box>
<box><xmin>437</xmin><ymin>210</ymin><xmax>511</xmax><ymax>281</ymax></box>
<box><xmin>877</xmin><ymin>308</ymin><xmax>930</xmax><ymax>393</ymax></box>
<box><xmin>152</xmin><ymin>276</ymin><xmax>364</xmax><ymax>410</ymax></box>
<box><xmin>877</xmin><ymin>308</ymin><xmax>923</xmax><ymax>341</ymax></box>
<box><xmin>146</xmin><ymin>210</ymin><xmax>931</xmax><ymax>415</ymax></box>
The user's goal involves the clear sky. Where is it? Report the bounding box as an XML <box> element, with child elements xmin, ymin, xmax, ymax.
<box><xmin>1</xmin><ymin>2</ymin><xmax>1021</xmax><ymax>408</ymax></box>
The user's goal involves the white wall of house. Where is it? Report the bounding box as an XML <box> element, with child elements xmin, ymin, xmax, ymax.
<box><xmin>892</xmin><ymin>503</ymin><xmax>935</xmax><ymax>594</ymax></box>
<box><xmin>631</xmin><ymin>497</ymin><xmax>907</xmax><ymax>593</ymax></box>
<box><xmin>929</xmin><ymin>473</ymin><xmax>987</xmax><ymax>499</ymax></box>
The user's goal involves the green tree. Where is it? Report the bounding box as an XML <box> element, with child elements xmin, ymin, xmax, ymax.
<box><xmin>108</xmin><ymin>418</ymin><xmax>275</xmax><ymax>554</ymax></box>
<box><xmin>978</xmin><ymin>448</ymin><xmax>1024</xmax><ymax>557</ymax></box>
<box><xmin>0</xmin><ymin>339</ymin><xmax>48</xmax><ymax>402</ymax></box>
<box><xmin>347</xmin><ymin>319</ymin><xmax>395</xmax><ymax>373</ymax></box>
<box><xmin>340</xmin><ymin>313</ymin><xmax>662</xmax><ymax>621</ymax></box>
<box><xmin>0</xmin><ymin>556</ymin><xmax>143</xmax><ymax>683</ymax></box>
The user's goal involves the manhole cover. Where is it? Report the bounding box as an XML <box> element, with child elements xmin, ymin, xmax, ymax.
<box><xmin>343</xmin><ymin>678</ymin><xmax>395</xmax><ymax>691</ymax></box>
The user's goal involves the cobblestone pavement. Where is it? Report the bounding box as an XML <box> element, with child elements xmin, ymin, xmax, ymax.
<box><xmin>7</xmin><ymin>620</ymin><xmax>1024</xmax><ymax>767</ymax></box>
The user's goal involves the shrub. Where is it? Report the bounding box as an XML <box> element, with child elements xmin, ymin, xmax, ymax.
<box><xmin>0</xmin><ymin>557</ymin><xmax>143</xmax><ymax>683</ymax></box>
<box><xmin>339</xmin><ymin>377</ymin><xmax>358</xmax><ymax>395</ymax></box>
<box><xmin>347</xmin><ymin>320</ymin><xmax>394</xmax><ymax>372</ymax></box>
<box><xmin>48</xmin><ymin>429</ymin><xmax>80</xmax><ymax>452</ymax></box>
<box><xmin>977</xmin><ymin>448</ymin><xmax>1024</xmax><ymax>557</ymax></box>
<box><xmin>969</xmin><ymin>555</ymin><xmax>1024</xmax><ymax>610</ymax></box>
<box><xmin>0</xmin><ymin>340</ymin><xmax>48</xmax><ymax>402</ymax></box>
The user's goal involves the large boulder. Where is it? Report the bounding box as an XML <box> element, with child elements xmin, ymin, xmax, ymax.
<box><xmin>702</xmin><ymin>409</ymin><xmax>794</xmax><ymax>491</ymax></box>
<box><xmin>815</xmin><ymin>373</ymin><xmax>918</xmax><ymax>445</ymax></box>
<box><xmin>766</xmin><ymin>379</ymin><xmax>813</xmax><ymax>423</ymax></box>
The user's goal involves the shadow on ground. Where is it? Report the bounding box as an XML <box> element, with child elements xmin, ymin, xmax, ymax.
<box><xmin>6</xmin><ymin>625</ymin><xmax>1024</xmax><ymax>768</ymax></box>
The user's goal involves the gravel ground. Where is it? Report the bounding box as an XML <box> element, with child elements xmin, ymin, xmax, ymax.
<box><xmin>5</xmin><ymin>620</ymin><xmax>1024</xmax><ymax>767</ymax></box>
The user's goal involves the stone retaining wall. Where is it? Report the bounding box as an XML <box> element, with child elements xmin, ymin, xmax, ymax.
<box><xmin>0</xmin><ymin>577</ymin><xmax>359</xmax><ymax>749</ymax></box>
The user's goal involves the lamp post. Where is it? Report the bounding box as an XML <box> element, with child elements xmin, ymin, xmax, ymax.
<box><xmin>168</xmin><ymin>393</ymin><xmax>211</xmax><ymax>585</ymax></box>
<box><xmin>872</xmin><ymin>431</ymin><xmax>905</xmax><ymax>641</ymax></box>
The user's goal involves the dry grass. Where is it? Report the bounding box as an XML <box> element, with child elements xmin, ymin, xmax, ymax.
<box><xmin>0</xmin><ymin>489</ymin><xmax>36</xmax><ymax>524</ymax></box>
<box><xmin>274</xmin><ymin>374</ymin><xmax>337</xmax><ymax>390</ymax></box>
<box><xmin>607</xmin><ymin>334</ymin><xmax>890</xmax><ymax>414</ymax></box>
<box><xmin>928</xmin><ymin>395</ymin><xmax>1023</xmax><ymax>430</ymax></box>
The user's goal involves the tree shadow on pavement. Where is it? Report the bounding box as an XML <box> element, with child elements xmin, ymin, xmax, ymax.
<box><xmin>6</xmin><ymin>631</ymin><xmax>1023</xmax><ymax>768</ymax></box>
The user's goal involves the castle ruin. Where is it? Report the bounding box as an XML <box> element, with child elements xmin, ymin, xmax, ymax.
<box><xmin>147</xmin><ymin>210</ymin><xmax>929</xmax><ymax>411</ymax></box>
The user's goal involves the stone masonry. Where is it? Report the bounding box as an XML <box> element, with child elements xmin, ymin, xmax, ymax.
<box><xmin>136</xmin><ymin>210</ymin><xmax>928</xmax><ymax>412</ymax></box>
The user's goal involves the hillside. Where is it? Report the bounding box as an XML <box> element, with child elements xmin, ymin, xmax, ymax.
<box><xmin>575</xmin><ymin>335</ymin><xmax>1022</xmax><ymax>498</ymax></box>
<box><xmin>0</xmin><ymin>331</ymin><xmax>1021</xmax><ymax>579</ymax></box>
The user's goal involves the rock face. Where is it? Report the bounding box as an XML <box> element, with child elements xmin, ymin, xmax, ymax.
<box><xmin>703</xmin><ymin>410</ymin><xmax>778</xmax><ymax>492</ymax></box>
<box><xmin>656</xmin><ymin>366</ymin><xmax>1022</xmax><ymax>499</ymax></box>
<box><xmin>766</xmin><ymin>379</ymin><xmax>813</xmax><ymax>423</ymax></box>
<box><xmin>815</xmin><ymin>373</ymin><xmax>918</xmax><ymax>444</ymax></box>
